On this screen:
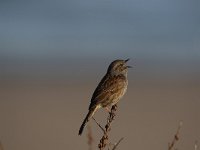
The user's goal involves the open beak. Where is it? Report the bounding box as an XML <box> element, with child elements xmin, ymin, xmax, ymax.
<box><xmin>124</xmin><ymin>59</ymin><xmax>132</xmax><ymax>68</ymax></box>
<box><xmin>125</xmin><ymin>58</ymin><xmax>130</xmax><ymax>63</ymax></box>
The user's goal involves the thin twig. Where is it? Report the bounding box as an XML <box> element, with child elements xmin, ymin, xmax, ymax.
<box><xmin>92</xmin><ymin>117</ymin><xmax>105</xmax><ymax>133</ymax></box>
<box><xmin>112</xmin><ymin>137</ymin><xmax>124</xmax><ymax>150</ymax></box>
<box><xmin>168</xmin><ymin>121</ymin><xmax>183</xmax><ymax>150</ymax></box>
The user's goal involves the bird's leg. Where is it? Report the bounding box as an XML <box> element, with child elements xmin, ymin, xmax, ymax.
<box><xmin>104</xmin><ymin>106</ymin><xmax>111</xmax><ymax>114</ymax></box>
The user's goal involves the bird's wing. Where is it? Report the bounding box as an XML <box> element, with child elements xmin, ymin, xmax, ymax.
<box><xmin>89</xmin><ymin>74</ymin><xmax>126</xmax><ymax>109</ymax></box>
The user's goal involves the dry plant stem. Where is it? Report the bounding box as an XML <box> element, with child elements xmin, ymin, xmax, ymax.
<box><xmin>0</xmin><ymin>141</ymin><xmax>4</xmax><ymax>150</ymax></box>
<box><xmin>0</xmin><ymin>142</ymin><xmax>4</xmax><ymax>150</ymax></box>
<box><xmin>87</xmin><ymin>125</ymin><xmax>94</xmax><ymax>150</ymax></box>
<box><xmin>168</xmin><ymin>121</ymin><xmax>183</xmax><ymax>150</ymax></box>
<box><xmin>112</xmin><ymin>137</ymin><xmax>124</xmax><ymax>150</ymax></box>
<box><xmin>195</xmin><ymin>141</ymin><xmax>198</xmax><ymax>150</ymax></box>
<box><xmin>98</xmin><ymin>105</ymin><xmax>118</xmax><ymax>150</ymax></box>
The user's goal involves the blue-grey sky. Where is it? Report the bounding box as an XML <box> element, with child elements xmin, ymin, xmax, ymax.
<box><xmin>0</xmin><ymin>0</ymin><xmax>200</xmax><ymax>78</ymax></box>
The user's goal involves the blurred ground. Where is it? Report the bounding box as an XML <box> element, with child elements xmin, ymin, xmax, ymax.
<box><xmin>0</xmin><ymin>60</ymin><xmax>199</xmax><ymax>150</ymax></box>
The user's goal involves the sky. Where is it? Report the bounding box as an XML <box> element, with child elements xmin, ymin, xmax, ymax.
<box><xmin>1</xmin><ymin>0</ymin><xmax>200</xmax><ymax>80</ymax></box>
<box><xmin>0</xmin><ymin>0</ymin><xmax>200</xmax><ymax>60</ymax></box>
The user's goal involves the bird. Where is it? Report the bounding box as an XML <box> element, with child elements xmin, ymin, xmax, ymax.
<box><xmin>78</xmin><ymin>59</ymin><xmax>131</xmax><ymax>135</ymax></box>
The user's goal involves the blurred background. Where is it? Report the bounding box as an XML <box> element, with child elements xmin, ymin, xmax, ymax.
<box><xmin>0</xmin><ymin>0</ymin><xmax>200</xmax><ymax>150</ymax></box>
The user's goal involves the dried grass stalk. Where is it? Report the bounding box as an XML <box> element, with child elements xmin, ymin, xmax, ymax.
<box><xmin>168</xmin><ymin>121</ymin><xmax>183</xmax><ymax>150</ymax></box>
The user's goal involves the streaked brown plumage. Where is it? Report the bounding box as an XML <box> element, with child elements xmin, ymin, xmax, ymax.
<box><xmin>78</xmin><ymin>59</ymin><xmax>131</xmax><ymax>135</ymax></box>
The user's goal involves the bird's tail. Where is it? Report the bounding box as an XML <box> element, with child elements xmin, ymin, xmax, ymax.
<box><xmin>78</xmin><ymin>106</ymin><xmax>98</xmax><ymax>135</ymax></box>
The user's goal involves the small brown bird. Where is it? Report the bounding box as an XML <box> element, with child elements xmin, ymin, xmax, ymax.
<box><xmin>78</xmin><ymin>59</ymin><xmax>131</xmax><ymax>135</ymax></box>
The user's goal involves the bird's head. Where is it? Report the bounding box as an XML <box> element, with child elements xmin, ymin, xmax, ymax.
<box><xmin>107</xmin><ymin>59</ymin><xmax>131</xmax><ymax>76</ymax></box>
